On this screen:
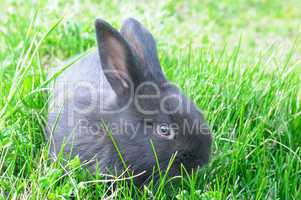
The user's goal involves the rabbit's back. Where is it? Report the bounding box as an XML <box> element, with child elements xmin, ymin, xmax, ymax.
<box><xmin>47</xmin><ymin>51</ymin><xmax>117</xmax><ymax>165</ymax></box>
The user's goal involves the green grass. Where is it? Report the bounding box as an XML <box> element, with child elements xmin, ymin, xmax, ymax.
<box><xmin>0</xmin><ymin>0</ymin><xmax>300</xmax><ymax>199</ymax></box>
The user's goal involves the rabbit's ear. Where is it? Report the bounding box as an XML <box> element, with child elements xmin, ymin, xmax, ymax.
<box><xmin>95</xmin><ymin>19</ymin><xmax>141</xmax><ymax>95</ymax></box>
<box><xmin>121</xmin><ymin>18</ymin><xmax>167</xmax><ymax>85</ymax></box>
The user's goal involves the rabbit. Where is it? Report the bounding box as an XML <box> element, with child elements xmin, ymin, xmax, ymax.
<box><xmin>47</xmin><ymin>18</ymin><xmax>212</xmax><ymax>186</ymax></box>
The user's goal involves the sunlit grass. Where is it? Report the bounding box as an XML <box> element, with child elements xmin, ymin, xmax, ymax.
<box><xmin>0</xmin><ymin>0</ymin><xmax>300</xmax><ymax>199</ymax></box>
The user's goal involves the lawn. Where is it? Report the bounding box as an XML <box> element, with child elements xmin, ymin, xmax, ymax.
<box><xmin>0</xmin><ymin>0</ymin><xmax>300</xmax><ymax>199</ymax></box>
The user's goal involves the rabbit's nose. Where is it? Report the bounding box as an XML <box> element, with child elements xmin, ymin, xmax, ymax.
<box><xmin>178</xmin><ymin>150</ymin><xmax>207</xmax><ymax>170</ymax></box>
<box><xmin>179</xmin><ymin>134</ymin><xmax>211</xmax><ymax>168</ymax></box>
<box><xmin>181</xmin><ymin>151</ymin><xmax>194</xmax><ymax>160</ymax></box>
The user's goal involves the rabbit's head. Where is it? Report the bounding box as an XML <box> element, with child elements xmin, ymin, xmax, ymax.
<box><xmin>95</xmin><ymin>18</ymin><xmax>212</xmax><ymax>185</ymax></box>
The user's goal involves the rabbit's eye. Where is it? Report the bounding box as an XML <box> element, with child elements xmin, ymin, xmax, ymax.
<box><xmin>156</xmin><ymin>124</ymin><xmax>175</xmax><ymax>139</ymax></box>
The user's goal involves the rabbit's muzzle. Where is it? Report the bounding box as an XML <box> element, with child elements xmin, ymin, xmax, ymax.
<box><xmin>176</xmin><ymin>132</ymin><xmax>212</xmax><ymax>172</ymax></box>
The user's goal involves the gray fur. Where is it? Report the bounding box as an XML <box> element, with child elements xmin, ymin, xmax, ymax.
<box><xmin>47</xmin><ymin>18</ymin><xmax>212</xmax><ymax>186</ymax></box>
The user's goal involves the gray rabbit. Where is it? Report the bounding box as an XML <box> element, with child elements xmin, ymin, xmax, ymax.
<box><xmin>47</xmin><ymin>18</ymin><xmax>212</xmax><ymax>186</ymax></box>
